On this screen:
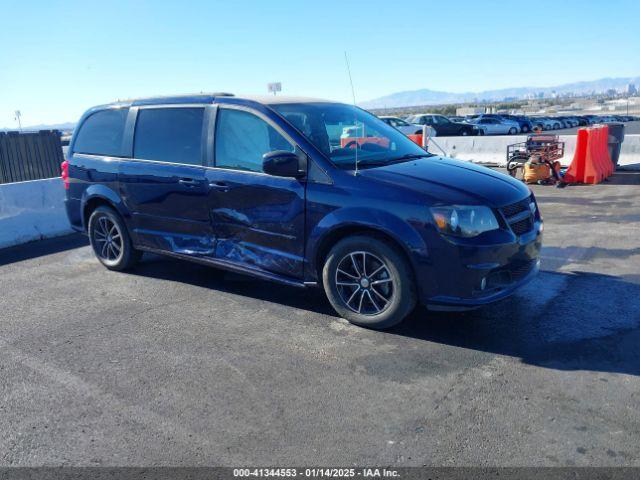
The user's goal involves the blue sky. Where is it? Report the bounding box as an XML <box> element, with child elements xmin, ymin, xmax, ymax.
<box><xmin>1</xmin><ymin>0</ymin><xmax>639</xmax><ymax>127</ymax></box>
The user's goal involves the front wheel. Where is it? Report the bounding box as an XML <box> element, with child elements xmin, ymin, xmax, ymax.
<box><xmin>88</xmin><ymin>206</ymin><xmax>142</xmax><ymax>271</ymax></box>
<box><xmin>322</xmin><ymin>236</ymin><xmax>417</xmax><ymax>329</ymax></box>
<box><xmin>461</xmin><ymin>130</ymin><xmax>469</xmax><ymax>136</ymax></box>
<box><xmin>508</xmin><ymin>127</ymin><xmax>518</xmax><ymax>135</ymax></box>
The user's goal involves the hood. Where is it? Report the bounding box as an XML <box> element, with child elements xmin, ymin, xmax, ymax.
<box><xmin>359</xmin><ymin>157</ymin><xmax>531</xmax><ymax>207</ymax></box>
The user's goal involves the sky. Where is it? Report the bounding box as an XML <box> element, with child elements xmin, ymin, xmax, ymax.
<box><xmin>1</xmin><ymin>0</ymin><xmax>639</xmax><ymax>127</ymax></box>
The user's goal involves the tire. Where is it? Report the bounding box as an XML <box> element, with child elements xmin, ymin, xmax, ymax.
<box><xmin>88</xmin><ymin>206</ymin><xmax>142</xmax><ymax>271</ymax></box>
<box><xmin>461</xmin><ymin>130</ymin><xmax>469</xmax><ymax>136</ymax></box>
<box><xmin>522</xmin><ymin>125</ymin><xmax>530</xmax><ymax>133</ymax></box>
<box><xmin>322</xmin><ymin>235</ymin><xmax>417</xmax><ymax>329</ymax></box>
<box><xmin>478</xmin><ymin>129</ymin><xmax>485</xmax><ymax>136</ymax></box>
<box><xmin>554</xmin><ymin>123</ymin><xmax>560</xmax><ymax>130</ymax></box>
<box><xmin>508</xmin><ymin>127</ymin><xmax>518</xmax><ymax>135</ymax></box>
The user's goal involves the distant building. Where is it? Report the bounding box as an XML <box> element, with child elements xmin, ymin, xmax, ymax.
<box><xmin>456</xmin><ymin>107</ymin><xmax>485</xmax><ymax>116</ymax></box>
<box><xmin>627</xmin><ymin>83</ymin><xmax>637</xmax><ymax>95</ymax></box>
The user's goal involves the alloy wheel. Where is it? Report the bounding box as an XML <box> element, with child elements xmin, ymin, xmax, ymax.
<box><xmin>92</xmin><ymin>216</ymin><xmax>123</xmax><ymax>262</ymax></box>
<box><xmin>335</xmin><ymin>251</ymin><xmax>394</xmax><ymax>315</ymax></box>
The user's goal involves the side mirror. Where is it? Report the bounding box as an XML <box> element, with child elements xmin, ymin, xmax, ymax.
<box><xmin>262</xmin><ymin>151</ymin><xmax>305</xmax><ymax>178</ymax></box>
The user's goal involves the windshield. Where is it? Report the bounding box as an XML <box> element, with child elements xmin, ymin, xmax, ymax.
<box><xmin>270</xmin><ymin>103</ymin><xmax>432</xmax><ymax>169</ymax></box>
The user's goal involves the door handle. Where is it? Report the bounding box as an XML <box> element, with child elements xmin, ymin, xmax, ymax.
<box><xmin>209</xmin><ymin>181</ymin><xmax>230</xmax><ymax>191</ymax></box>
<box><xmin>178</xmin><ymin>178</ymin><xmax>200</xmax><ymax>186</ymax></box>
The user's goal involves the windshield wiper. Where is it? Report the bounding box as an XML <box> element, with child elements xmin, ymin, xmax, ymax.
<box><xmin>339</xmin><ymin>153</ymin><xmax>433</xmax><ymax>169</ymax></box>
<box><xmin>373</xmin><ymin>153</ymin><xmax>434</xmax><ymax>166</ymax></box>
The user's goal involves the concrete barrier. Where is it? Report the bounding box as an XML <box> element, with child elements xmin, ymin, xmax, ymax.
<box><xmin>428</xmin><ymin>134</ymin><xmax>640</xmax><ymax>169</ymax></box>
<box><xmin>0</xmin><ymin>178</ymin><xmax>72</xmax><ymax>249</ymax></box>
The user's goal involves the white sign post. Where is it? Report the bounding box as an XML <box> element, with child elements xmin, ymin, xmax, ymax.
<box><xmin>14</xmin><ymin>110</ymin><xmax>22</xmax><ymax>131</ymax></box>
<box><xmin>267</xmin><ymin>82</ymin><xmax>282</xmax><ymax>96</ymax></box>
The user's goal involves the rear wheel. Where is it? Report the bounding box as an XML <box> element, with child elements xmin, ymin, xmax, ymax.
<box><xmin>322</xmin><ymin>236</ymin><xmax>416</xmax><ymax>329</ymax></box>
<box><xmin>508</xmin><ymin>127</ymin><xmax>518</xmax><ymax>135</ymax></box>
<box><xmin>461</xmin><ymin>130</ymin><xmax>469</xmax><ymax>136</ymax></box>
<box><xmin>522</xmin><ymin>125</ymin><xmax>530</xmax><ymax>133</ymax></box>
<box><xmin>88</xmin><ymin>206</ymin><xmax>141</xmax><ymax>271</ymax></box>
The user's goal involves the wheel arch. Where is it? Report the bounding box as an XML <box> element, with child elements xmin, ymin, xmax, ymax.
<box><xmin>308</xmin><ymin>208</ymin><xmax>429</xmax><ymax>286</ymax></box>
<box><xmin>314</xmin><ymin>225</ymin><xmax>416</xmax><ymax>285</ymax></box>
<box><xmin>80</xmin><ymin>185</ymin><xmax>129</xmax><ymax>231</ymax></box>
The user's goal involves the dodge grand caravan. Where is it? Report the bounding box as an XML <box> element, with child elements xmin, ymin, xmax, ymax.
<box><xmin>63</xmin><ymin>94</ymin><xmax>542</xmax><ymax>329</ymax></box>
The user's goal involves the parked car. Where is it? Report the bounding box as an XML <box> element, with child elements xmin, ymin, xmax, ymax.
<box><xmin>467</xmin><ymin>117</ymin><xmax>520</xmax><ymax>135</ymax></box>
<box><xmin>405</xmin><ymin>113</ymin><xmax>477</xmax><ymax>136</ymax></box>
<box><xmin>467</xmin><ymin>114</ymin><xmax>521</xmax><ymax>134</ymax></box>
<box><xmin>575</xmin><ymin>116</ymin><xmax>591</xmax><ymax>126</ymax></box>
<box><xmin>378</xmin><ymin>116</ymin><xmax>426</xmax><ymax>136</ymax></box>
<box><xmin>501</xmin><ymin>115</ymin><xmax>534</xmax><ymax>133</ymax></box>
<box><xmin>529</xmin><ymin>117</ymin><xmax>556</xmax><ymax>131</ymax></box>
<box><xmin>63</xmin><ymin>94</ymin><xmax>541</xmax><ymax>329</ymax></box>
<box><xmin>565</xmin><ymin>116</ymin><xmax>581</xmax><ymax>127</ymax></box>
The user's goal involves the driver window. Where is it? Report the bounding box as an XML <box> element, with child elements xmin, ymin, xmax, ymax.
<box><xmin>215</xmin><ymin>108</ymin><xmax>294</xmax><ymax>173</ymax></box>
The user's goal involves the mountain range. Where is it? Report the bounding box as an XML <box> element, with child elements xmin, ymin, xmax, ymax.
<box><xmin>360</xmin><ymin>76</ymin><xmax>640</xmax><ymax>109</ymax></box>
<box><xmin>1</xmin><ymin>121</ymin><xmax>76</xmax><ymax>133</ymax></box>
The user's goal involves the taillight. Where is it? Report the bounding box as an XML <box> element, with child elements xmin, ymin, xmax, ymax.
<box><xmin>61</xmin><ymin>160</ymin><xmax>69</xmax><ymax>190</ymax></box>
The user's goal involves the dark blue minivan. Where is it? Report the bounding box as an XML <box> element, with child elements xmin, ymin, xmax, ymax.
<box><xmin>64</xmin><ymin>94</ymin><xmax>542</xmax><ymax>329</ymax></box>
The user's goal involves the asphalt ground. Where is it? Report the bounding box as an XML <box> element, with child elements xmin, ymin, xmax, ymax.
<box><xmin>1</xmin><ymin>171</ymin><xmax>639</xmax><ymax>466</ymax></box>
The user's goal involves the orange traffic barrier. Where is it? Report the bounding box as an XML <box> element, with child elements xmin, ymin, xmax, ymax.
<box><xmin>583</xmin><ymin>127</ymin><xmax>604</xmax><ymax>184</ymax></box>
<box><xmin>563</xmin><ymin>128</ymin><xmax>588</xmax><ymax>183</ymax></box>
<box><xmin>407</xmin><ymin>134</ymin><xmax>423</xmax><ymax>146</ymax></box>
<box><xmin>563</xmin><ymin>125</ymin><xmax>613</xmax><ymax>184</ymax></box>
<box><xmin>339</xmin><ymin>137</ymin><xmax>390</xmax><ymax>148</ymax></box>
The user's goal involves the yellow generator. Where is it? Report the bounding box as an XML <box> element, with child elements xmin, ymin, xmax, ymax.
<box><xmin>523</xmin><ymin>160</ymin><xmax>552</xmax><ymax>184</ymax></box>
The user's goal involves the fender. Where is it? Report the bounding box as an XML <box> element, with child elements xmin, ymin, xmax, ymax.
<box><xmin>306</xmin><ymin>206</ymin><xmax>430</xmax><ymax>281</ymax></box>
<box><xmin>80</xmin><ymin>184</ymin><xmax>130</xmax><ymax>230</ymax></box>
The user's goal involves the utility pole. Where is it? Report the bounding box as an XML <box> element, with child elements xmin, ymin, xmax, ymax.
<box><xmin>14</xmin><ymin>110</ymin><xmax>22</xmax><ymax>132</ymax></box>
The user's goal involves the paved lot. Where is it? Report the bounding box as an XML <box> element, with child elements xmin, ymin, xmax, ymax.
<box><xmin>1</xmin><ymin>171</ymin><xmax>639</xmax><ymax>466</ymax></box>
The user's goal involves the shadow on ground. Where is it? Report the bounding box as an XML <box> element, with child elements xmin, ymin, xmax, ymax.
<box><xmin>393</xmin><ymin>270</ymin><xmax>640</xmax><ymax>377</ymax></box>
<box><xmin>3</xmin><ymin>234</ymin><xmax>639</xmax><ymax>378</ymax></box>
<box><xmin>128</xmin><ymin>254</ymin><xmax>640</xmax><ymax>378</ymax></box>
<box><xmin>0</xmin><ymin>234</ymin><xmax>89</xmax><ymax>266</ymax></box>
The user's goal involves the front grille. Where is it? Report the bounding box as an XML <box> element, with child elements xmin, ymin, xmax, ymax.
<box><xmin>500</xmin><ymin>198</ymin><xmax>530</xmax><ymax>218</ymax></box>
<box><xmin>500</xmin><ymin>196</ymin><xmax>535</xmax><ymax>236</ymax></box>
<box><xmin>510</xmin><ymin>217</ymin><xmax>533</xmax><ymax>235</ymax></box>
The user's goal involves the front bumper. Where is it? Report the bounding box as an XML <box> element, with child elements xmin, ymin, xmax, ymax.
<box><xmin>419</xmin><ymin>220</ymin><xmax>543</xmax><ymax>309</ymax></box>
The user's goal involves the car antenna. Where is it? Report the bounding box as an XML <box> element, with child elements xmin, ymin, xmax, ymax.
<box><xmin>344</xmin><ymin>51</ymin><xmax>359</xmax><ymax>176</ymax></box>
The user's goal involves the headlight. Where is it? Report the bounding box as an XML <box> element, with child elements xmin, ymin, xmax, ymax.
<box><xmin>430</xmin><ymin>205</ymin><xmax>499</xmax><ymax>238</ymax></box>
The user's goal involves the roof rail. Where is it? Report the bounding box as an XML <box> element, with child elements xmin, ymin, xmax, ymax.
<box><xmin>212</xmin><ymin>92</ymin><xmax>234</xmax><ymax>97</ymax></box>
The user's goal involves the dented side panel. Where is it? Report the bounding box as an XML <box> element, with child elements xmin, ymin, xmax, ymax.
<box><xmin>119</xmin><ymin>159</ymin><xmax>214</xmax><ymax>254</ymax></box>
<box><xmin>205</xmin><ymin>168</ymin><xmax>305</xmax><ymax>279</ymax></box>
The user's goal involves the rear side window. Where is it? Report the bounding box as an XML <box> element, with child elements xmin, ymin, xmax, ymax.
<box><xmin>74</xmin><ymin>108</ymin><xmax>129</xmax><ymax>156</ymax></box>
<box><xmin>134</xmin><ymin>108</ymin><xmax>204</xmax><ymax>165</ymax></box>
